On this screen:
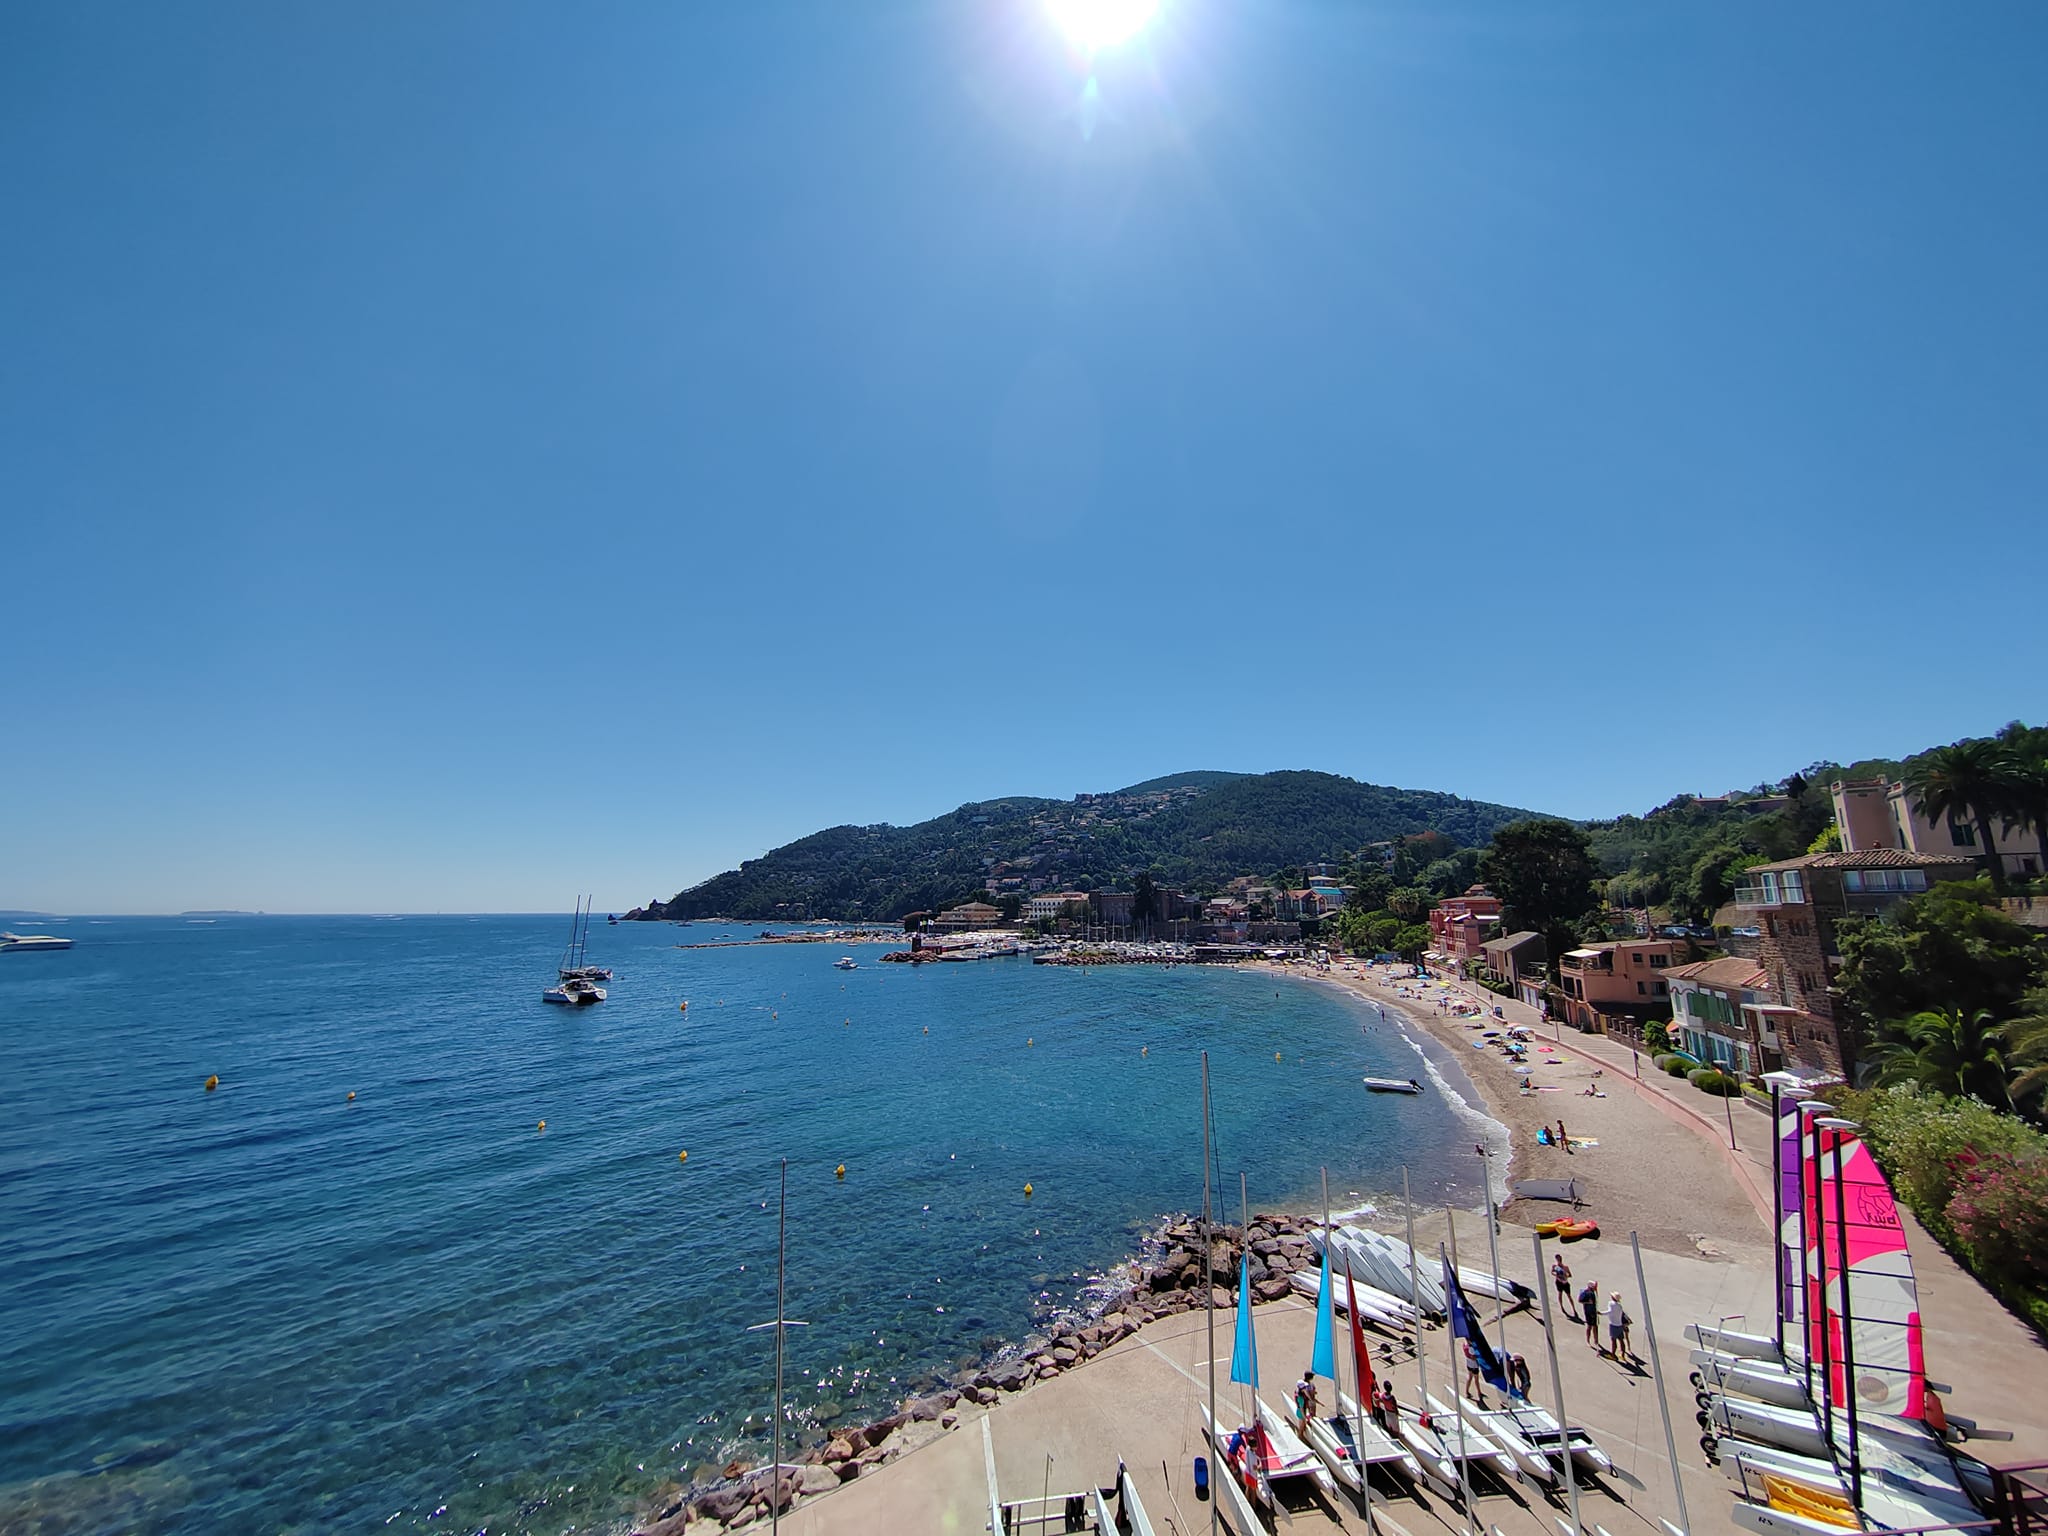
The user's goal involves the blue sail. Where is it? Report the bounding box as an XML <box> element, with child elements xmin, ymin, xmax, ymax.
<box><xmin>1230</xmin><ymin>1254</ymin><xmax>1260</xmax><ymax>1389</ymax></box>
<box><xmin>1310</xmin><ymin>1239</ymin><xmax>1335</xmax><ymax>1380</ymax></box>
<box><xmin>1441</xmin><ymin>1252</ymin><xmax>1509</xmax><ymax>1392</ymax></box>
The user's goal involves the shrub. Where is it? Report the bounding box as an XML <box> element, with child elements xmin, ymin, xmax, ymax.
<box><xmin>1689</xmin><ymin>1068</ymin><xmax>1743</xmax><ymax>1096</ymax></box>
<box><xmin>1946</xmin><ymin>1151</ymin><xmax>2048</xmax><ymax>1293</ymax></box>
<box><xmin>1834</xmin><ymin>1084</ymin><xmax>2043</xmax><ymax>1224</ymax></box>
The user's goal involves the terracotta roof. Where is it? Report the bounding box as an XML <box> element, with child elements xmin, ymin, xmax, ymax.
<box><xmin>1748</xmin><ymin>849</ymin><xmax>1976</xmax><ymax>874</ymax></box>
<box><xmin>1666</xmin><ymin>957</ymin><xmax>1769</xmax><ymax>990</ymax></box>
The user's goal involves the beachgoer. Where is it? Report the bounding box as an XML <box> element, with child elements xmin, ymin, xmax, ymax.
<box><xmin>1377</xmin><ymin>1380</ymin><xmax>1399</xmax><ymax>1430</ymax></box>
<box><xmin>1296</xmin><ymin>1369</ymin><xmax>1319</xmax><ymax>1424</ymax></box>
<box><xmin>1578</xmin><ymin>1283</ymin><xmax>1600</xmax><ymax>1347</ymax></box>
<box><xmin>1461</xmin><ymin>1337</ymin><xmax>1485</xmax><ymax>1404</ymax></box>
<box><xmin>1606</xmin><ymin>1291</ymin><xmax>1629</xmax><ymax>1360</ymax></box>
<box><xmin>1552</xmin><ymin>1255</ymin><xmax>1573</xmax><ymax>1317</ymax></box>
<box><xmin>1514</xmin><ymin>1354</ymin><xmax>1532</xmax><ymax>1397</ymax></box>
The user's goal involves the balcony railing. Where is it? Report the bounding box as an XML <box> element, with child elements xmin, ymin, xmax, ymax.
<box><xmin>1734</xmin><ymin>872</ymin><xmax>1807</xmax><ymax>908</ymax></box>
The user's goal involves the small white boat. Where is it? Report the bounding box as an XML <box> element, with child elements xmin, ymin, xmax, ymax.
<box><xmin>543</xmin><ymin>977</ymin><xmax>606</xmax><ymax>1006</ymax></box>
<box><xmin>1253</xmin><ymin>1395</ymin><xmax>1338</xmax><ymax>1500</ymax></box>
<box><xmin>1363</xmin><ymin>1076</ymin><xmax>1423</xmax><ymax>1094</ymax></box>
<box><xmin>1691</xmin><ymin>1349</ymin><xmax>1813</xmax><ymax>1409</ymax></box>
<box><xmin>1706</xmin><ymin>1394</ymin><xmax>1827</xmax><ymax>1458</ymax></box>
<box><xmin>1422</xmin><ymin>1393</ymin><xmax>1529</xmax><ymax>1484</ymax></box>
<box><xmin>1288</xmin><ymin>1264</ymin><xmax>1417</xmax><ymax>1332</ymax></box>
<box><xmin>1497</xmin><ymin>1398</ymin><xmax>1613</xmax><ymax>1477</ymax></box>
<box><xmin>1685</xmin><ymin>1323</ymin><xmax>1784</xmax><ymax>1362</ymax></box>
<box><xmin>1</xmin><ymin>931</ymin><xmax>74</xmax><ymax>952</ymax></box>
<box><xmin>1087</xmin><ymin>1463</ymin><xmax>1157</xmax><ymax>1536</ymax></box>
<box><xmin>1332</xmin><ymin>1391</ymin><xmax>1440</xmax><ymax>1492</ymax></box>
<box><xmin>1200</xmin><ymin>1403</ymin><xmax>1274</xmax><ymax>1522</ymax></box>
<box><xmin>833</xmin><ymin>956</ymin><xmax>858</xmax><ymax>970</ymax></box>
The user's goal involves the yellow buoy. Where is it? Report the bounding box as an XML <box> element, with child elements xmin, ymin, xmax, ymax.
<box><xmin>678</xmin><ymin>1150</ymin><xmax>688</xmax><ymax>1163</ymax></box>
<box><xmin>1027</xmin><ymin>1037</ymin><xmax>1034</xmax><ymax>1047</ymax></box>
<box><xmin>203</xmin><ymin>1075</ymin><xmax>219</xmax><ymax>1092</ymax></box>
<box><xmin>1276</xmin><ymin>1052</ymin><xmax>1283</xmax><ymax>1062</ymax></box>
<box><xmin>1023</xmin><ymin>1182</ymin><xmax>1034</xmax><ymax>1197</ymax></box>
<box><xmin>1141</xmin><ymin>1046</ymin><xmax>1148</xmax><ymax>1056</ymax></box>
<box><xmin>346</xmin><ymin>1090</ymin><xmax>356</xmax><ymax>1101</ymax></box>
<box><xmin>835</xmin><ymin>1164</ymin><xmax>847</xmax><ymax>1179</ymax></box>
<box><xmin>537</xmin><ymin>1120</ymin><xmax>547</xmax><ymax>1132</ymax></box>
<box><xmin>679</xmin><ymin>1001</ymin><xmax>688</xmax><ymax>1012</ymax></box>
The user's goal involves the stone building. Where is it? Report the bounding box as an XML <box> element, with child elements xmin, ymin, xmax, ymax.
<box><xmin>1732</xmin><ymin>848</ymin><xmax>1973</xmax><ymax>1081</ymax></box>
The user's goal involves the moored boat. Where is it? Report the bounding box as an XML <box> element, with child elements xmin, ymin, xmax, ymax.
<box><xmin>1363</xmin><ymin>1076</ymin><xmax>1422</xmax><ymax>1094</ymax></box>
<box><xmin>1</xmin><ymin>931</ymin><xmax>74</xmax><ymax>952</ymax></box>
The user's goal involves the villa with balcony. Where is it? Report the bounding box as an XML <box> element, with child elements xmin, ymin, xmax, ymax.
<box><xmin>1552</xmin><ymin>937</ymin><xmax>1685</xmax><ymax>1037</ymax></box>
<box><xmin>1733</xmin><ymin>848</ymin><xmax>1974</xmax><ymax>1079</ymax></box>
<box><xmin>1667</xmin><ymin>956</ymin><xmax>1773</xmax><ymax>1080</ymax></box>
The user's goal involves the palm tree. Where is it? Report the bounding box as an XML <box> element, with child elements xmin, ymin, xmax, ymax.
<box><xmin>1996</xmin><ymin>758</ymin><xmax>2048</xmax><ymax>881</ymax></box>
<box><xmin>1870</xmin><ymin>1007</ymin><xmax>2015</xmax><ymax>1109</ymax></box>
<box><xmin>2006</xmin><ymin>987</ymin><xmax>2048</xmax><ymax>1121</ymax></box>
<box><xmin>1903</xmin><ymin>740</ymin><xmax>2023</xmax><ymax>893</ymax></box>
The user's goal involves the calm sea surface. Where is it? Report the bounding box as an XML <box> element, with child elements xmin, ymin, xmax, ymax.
<box><xmin>0</xmin><ymin>916</ymin><xmax>1496</xmax><ymax>1534</ymax></box>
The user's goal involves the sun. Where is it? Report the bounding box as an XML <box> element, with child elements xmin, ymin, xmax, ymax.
<box><xmin>1047</xmin><ymin>0</ymin><xmax>1158</xmax><ymax>52</ymax></box>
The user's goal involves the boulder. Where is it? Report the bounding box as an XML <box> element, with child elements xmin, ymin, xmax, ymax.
<box><xmin>797</xmin><ymin>1465</ymin><xmax>840</xmax><ymax>1496</ymax></box>
<box><xmin>841</xmin><ymin>1428</ymin><xmax>869</xmax><ymax>1455</ymax></box>
<box><xmin>1252</xmin><ymin>1238</ymin><xmax>1285</xmax><ymax>1258</ymax></box>
<box><xmin>830</xmin><ymin>1460</ymin><xmax>860</xmax><ymax>1483</ymax></box>
<box><xmin>1211</xmin><ymin>1286</ymin><xmax>1234</xmax><ymax>1310</ymax></box>
<box><xmin>993</xmin><ymin>1359</ymin><xmax>1034</xmax><ymax>1392</ymax></box>
<box><xmin>1050</xmin><ymin>1347</ymin><xmax>1078</xmax><ymax>1366</ymax></box>
<box><xmin>1255</xmin><ymin>1275</ymin><xmax>1291</xmax><ymax>1301</ymax></box>
<box><xmin>973</xmin><ymin>1386</ymin><xmax>998</xmax><ymax>1406</ymax></box>
<box><xmin>941</xmin><ymin>1412</ymin><xmax>959</xmax><ymax>1429</ymax></box>
<box><xmin>909</xmin><ymin>1397</ymin><xmax>943</xmax><ymax>1422</ymax></box>
<box><xmin>823</xmin><ymin>1437</ymin><xmax>854</xmax><ymax>1464</ymax></box>
<box><xmin>637</xmin><ymin>1514</ymin><xmax>690</xmax><ymax>1536</ymax></box>
<box><xmin>692</xmin><ymin>1486</ymin><xmax>747</xmax><ymax>1524</ymax></box>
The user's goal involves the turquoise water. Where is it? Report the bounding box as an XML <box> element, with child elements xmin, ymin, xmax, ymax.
<box><xmin>0</xmin><ymin>917</ymin><xmax>1492</xmax><ymax>1534</ymax></box>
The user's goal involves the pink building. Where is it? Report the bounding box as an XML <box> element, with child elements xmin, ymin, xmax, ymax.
<box><xmin>1554</xmin><ymin>938</ymin><xmax>1685</xmax><ymax>1035</ymax></box>
<box><xmin>1429</xmin><ymin>889</ymin><xmax>1503</xmax><ymax>965</ymax></box>
<box><xmin>1831</xmin><ymin>778</ymin><xmax>2042</xmax><ymax>879</ymax></box>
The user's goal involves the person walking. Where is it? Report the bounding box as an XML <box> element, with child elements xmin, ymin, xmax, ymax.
<box><xmin>1461</xmin><ymin>1336</ymin><xmax>1486</xmax><ymax>1405</ymax></box>
<box><xmin>1605</xmin><ymin>1290</ymin><xmax>1629</xmax><ymax>1361</ymax></box>
<box><xmin>1295</xmin><ymin>1368</ymin><xmax>1319</xmax><ymax>1425</ymax></box>
<box><xmin>1579</xmin><ymin>1281</ymin><xmax>1600</xmax><ymax>1348</ymax></box>
<box><xmin>1552</xmin><ymin>1254</ymin><xmax>1574</xmax><ymax>1318</ymax></box>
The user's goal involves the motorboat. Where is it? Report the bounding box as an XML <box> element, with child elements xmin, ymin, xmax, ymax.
<box><xmin>1363</xmin><ymin>1076</ymin><xmax>1423</xmax><ymax>1094</ymax></box>
<box><xmin>1</xmin><ymin>931</ymin><xmax>73</xmax><ymax>952</ymax></box>
<box><xmin>543</xmin><ymin>977</ymin><xmax>606</xmax><ymax>1006</ymax></box>
<box><xmin>833</xmin><ymin>956</ymin><xmax>858</xmax><ymax>970</ymax></box>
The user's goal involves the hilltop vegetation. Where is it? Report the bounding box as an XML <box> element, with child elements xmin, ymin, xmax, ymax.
<box><xmin>639</xmin><ymin>770</ymin><xmax>1537</xmax><ymax>921</ymax></box>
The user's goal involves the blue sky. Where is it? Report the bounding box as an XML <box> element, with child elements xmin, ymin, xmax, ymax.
<box><xmin>4</xmin><ymin>1</ymin><xmax>2044</xmax><ymax>914</ymax></box>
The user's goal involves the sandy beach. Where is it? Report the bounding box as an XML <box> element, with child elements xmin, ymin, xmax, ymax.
<box><xmin>641</xmin><ymin>955</ymin><xmax>2048</xmax><ymax>1536</ymax></box>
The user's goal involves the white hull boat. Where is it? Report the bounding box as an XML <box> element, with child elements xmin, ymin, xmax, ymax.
<box><xmin>1384</xmin><ymin>1406</ymin><xmax>1462</xmax><ymax>1499</ymax></box>
<box><xmin>1</xmin><ymin>931</ymin><xmax>73</xmax><ymax>952</ymax></box>
<box><xmin>1289</xmin><ymin>1265</ymin><xmax>1417</xmax><ymax>1332</ymax></box>
<box><xmin>1254</xmin><ymin>1396</ymin><xmax>1338</xmax><ymax>1500</ymax></box>
<box><xmin>1730</xmin><ymin>1499</ymin><xmax>1854</xmax><ymax>1536</ymax></box>
<box><xmin>1693</xmin><ymin>1350</ymin><xmax>1813</xmax><ymax>1410</ymax></box>
<box><xmin>1686</xmin><ymin>1323</ymin><xmax>1785</xmax><ymax>1362</ymax></box>
<box><xmin>1200</xmin><ymin>1404</ymin><xmax>1274</xmax><ymax>1532</ymax></box>
<box><xmin>1087</xmin><ymin>1463</ymin><xmax>1157</xmax><ymax>1536</ymax></box>
<box><xmin>1450</xmin><ymin>1397</ymin><xmax>1556</xmax><ymax>1485</ymax></box>
<box><xmin>1424</xmin><ymin>1393</ymin><xmax>1533</xmax><ymax>1484</ymax></box>
<box><xmin>1334</xmin><ymin>1392</ymin><xmax>1448</xmax><ymax>1495</ymax></box>
<box><xmin>1498</xmin><ymin>1399</ymin><xmax>1613</xmax><ymax>1477</ymax></box>
<box><xmin>1363</xmin><ymin>1076</ymin><xmax>1423</xmax><ymax>1093</ymax></box>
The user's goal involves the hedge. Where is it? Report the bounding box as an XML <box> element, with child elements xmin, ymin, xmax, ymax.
<box><xmin>1687</xmin><ymin>1068</ymin><xmax>1743</xmax><ymax>1097</ymax></box>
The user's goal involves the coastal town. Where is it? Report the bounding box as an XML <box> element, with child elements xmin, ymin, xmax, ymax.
<box><xmin>624</xmin><ymin>755</ymin><xmax>2048</xmax><ymax>1536</ymax></box>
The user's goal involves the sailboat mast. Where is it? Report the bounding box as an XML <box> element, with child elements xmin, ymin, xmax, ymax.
<box><xmin>1403</xmin><ymin>1168</ymin><xmax>1427</xmax><ymax>1402</ymax></box>
<box><xmin>1478</xmin><ymin>1150</ymin><xmax>1511</xmax><ymax>1369</ymax></box>
<box><xmin>1530</xmin><ymin>1229</ymin><xmax>1583</xmax><ymax>1536</ymax></box>
<box><xmin>1239</xmin><ymin>1171</ymin><xmax>1251</xmax><ymax>1431</ymax></box>
<box><xmin>1823</xmin><ymin>1122</ymin><xmax>1863</xmax><ymax>1512</ymax></box>
<box><xmin>1202</xmin><ymin>1053</ymin><xmax>1217</xmax><ymax>1536</ymax></box>
<box><xmin>1629</xmin><ymin>1231</ymin><xmax>1690</xmax><ymax>1536</ymax></box>
<box><xmin>1442</xmin><ymin>1226</ymin><xmax>1476</xmax><ymax>1536</ymax></box>
<box><xmin>773</xmin><ymin>1157</ymin><xmax>786</xmax><ymax>1536</ymax></box>
<box><xmin>1323</xmin><ymin>1169</ymin><xmax>1371</xmax><ymax>1531</ymax></box>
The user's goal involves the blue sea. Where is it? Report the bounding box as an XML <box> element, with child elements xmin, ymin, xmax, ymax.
<box><xmin>0</xmin><ymin>916</ymin><xmax>1497</xmax><ymax>1534</ymax></box>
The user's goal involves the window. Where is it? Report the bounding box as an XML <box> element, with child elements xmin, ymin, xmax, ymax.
<box><xmin>1637</xmin><ymin>981</ymin><xmax>1646</xmax><ymax>995</ymax></box>
<box><xmin>1655</xmin><ymin>980</ymin><xmax>1667</xmax><ymax>995</ymax></box>
<box><xmin>1947</xmin><ymin>817</ymin><xmax>1977</xmax><ymax>847</ymax></box>
<box><xmin>1632</xmin><ymin>953</ymin><xmax>1644</xmax><ymax>964</ymax></box>
<box><xmin>1650</xmin><ymin>953</ymin><xmax>1669</xmax><ymax>968</ymax></box>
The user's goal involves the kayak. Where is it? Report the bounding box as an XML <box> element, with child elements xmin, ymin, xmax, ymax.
<box><xmin>1554</xmin><ymin>1218</ymin><xmax>1600</xmax><ymax>1242</ymax></box>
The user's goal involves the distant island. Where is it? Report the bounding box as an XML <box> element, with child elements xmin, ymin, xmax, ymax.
<box><xmin>627</xmin><ymin>769</ymin><xmax>1537</xmax><ymax>923</ymax></box>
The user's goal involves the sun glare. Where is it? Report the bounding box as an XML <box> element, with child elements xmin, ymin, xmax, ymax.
<box><xmin>1047</xmin><ymin>0</ymin><xmax>1158</xmax><ymax>53</ymax></box>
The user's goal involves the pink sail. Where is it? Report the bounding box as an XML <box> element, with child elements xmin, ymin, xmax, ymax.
<box><xmin>1806</xmin><ymin>1127</ymin><xmax>1925</xmax><ymax>1421</ymax></box>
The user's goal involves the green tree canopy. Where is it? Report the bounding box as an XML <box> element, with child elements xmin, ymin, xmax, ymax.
<box><xmin>1835</xmin><ymin>879</ymin><xmax>2048</xmax><ymax>1047</ymax></box>
<box><xmin>1481</xmin><ymin>819</ymin><xmax>1601</xmax><ymax>966</ymax></box>
<box><xmin>1903</xmin><ymin>738</ymin><xmax>2024</xmax><ymax>893</ymax></box>
<box><xmin>1871</xmin><ymin>1008</ymin><xmax>2017</xmax><ymax>1111</ymax></box>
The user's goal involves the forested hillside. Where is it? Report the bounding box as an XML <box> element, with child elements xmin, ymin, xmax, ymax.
<box><xmin>636</xmin><ymin>770</ymin><xmax>1537</xmax><ymax>921</ymax></box>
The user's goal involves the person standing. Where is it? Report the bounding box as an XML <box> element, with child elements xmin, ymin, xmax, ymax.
<box><xmin>1606</xmin><ymin>1290</ymin><xmax>1629</xmax><ymax>1361</ymax></box>
<box><xmin>1579</xmin><ymin>1281</ymin><xmax>1600</xmax><ymax>1348</ymax></box>
<box><xmin>1552</xmin><ymin>1254</ymin><xmax>1574</xmax><ymax>1318</ymax></box>
<box><xmin>1295</xmin><ymin>1368</ymin><xmax>1319</xmax><ymax>1425</ymax></box>
<box><xmin>1461</xmin><ymin>1337</ymin><xmax>1486</xmax><ymax>1405</ymax></box>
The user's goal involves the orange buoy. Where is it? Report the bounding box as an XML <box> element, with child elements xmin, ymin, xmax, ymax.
<box><xmin>346</xmin><ymin>1091</ymin><xmax>356</xmax><ymax>1101</ymax></box>
<box><xmin>835</xmin><ymin>1164</ymin><xmax>847</xmax><ymax>1179</ymax></box>
<box><xmin>537</xmin><ymin>1120</ymin><xmax>546</xmax><ymax>1133</ymax></box>
<box><xmin>678</xmin><ymin>1150</ymin><xmax>688</xmax><ymax>1163</ymax></box>
<box><xmin>203</xmin><ymin>1075</ymin><xmax>219</xmax><ymax>1092</ymax></box>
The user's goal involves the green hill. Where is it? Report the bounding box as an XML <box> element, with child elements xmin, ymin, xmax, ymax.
<box><xmin>637</xmin><ymin>770</ymin><xmax>1539</xmax><ymax>921</ymax></box>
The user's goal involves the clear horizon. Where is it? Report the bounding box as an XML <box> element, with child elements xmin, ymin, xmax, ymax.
<box><xmin>6</xmin><ymin>1</ymin><xmax>2045</xmax><ymax>914</ymax></box>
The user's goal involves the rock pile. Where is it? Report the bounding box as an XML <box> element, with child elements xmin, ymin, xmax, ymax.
<box><xmin>632</xmin><ymin>1213</ymin><xmax>1320</xmax><ymax>1531</ymax></box>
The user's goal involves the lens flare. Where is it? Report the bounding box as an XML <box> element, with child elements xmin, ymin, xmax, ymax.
<box><xmin>1047</xmin><ymin>0</ymin><xmax>1158</xmax><ymax>52</ymax></box>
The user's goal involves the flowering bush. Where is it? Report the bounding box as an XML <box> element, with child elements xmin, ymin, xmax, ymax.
<box><xmin>1946</xmin><ymin>1151</ymin><xmax>2048</xmax><ymax>1293</ymax></box>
